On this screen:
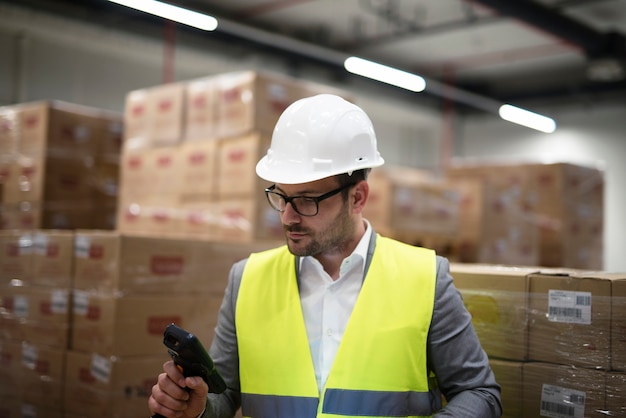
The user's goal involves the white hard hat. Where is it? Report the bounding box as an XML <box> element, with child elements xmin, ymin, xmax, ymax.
<box><xmin>256</xmin><ymin>94</ymin><xmax>384</xmax><ymax>184</ymax></box>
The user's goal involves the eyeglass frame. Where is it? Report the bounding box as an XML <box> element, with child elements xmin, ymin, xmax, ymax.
<box><xmin>264</xmin><ymin>182</ymin><xmax>356</xmax><ymax>217</ymax></box>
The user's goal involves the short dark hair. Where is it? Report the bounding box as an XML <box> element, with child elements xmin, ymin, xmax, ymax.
<box><xmin>335</xmin><ymin>168</ymin><xmax>371</xmax><ymax>198</ymax></box>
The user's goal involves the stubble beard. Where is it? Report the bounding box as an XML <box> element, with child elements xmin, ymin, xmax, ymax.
<box><xmin>285</xmin><ymin>204</ymin><xmax>355</xmax><ymax>257</ymax></box>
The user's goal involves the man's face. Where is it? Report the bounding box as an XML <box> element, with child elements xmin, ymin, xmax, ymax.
<box><xmin>273</xmin><ymin>177</ymin><xmax>356</xmax><ymax>258</ymax></box>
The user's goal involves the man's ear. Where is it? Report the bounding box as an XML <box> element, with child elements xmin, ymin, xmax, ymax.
<box><xmin>351</xmin><ymin>181</ymin><xmax>369</xmax><ymax>214</ymax></box>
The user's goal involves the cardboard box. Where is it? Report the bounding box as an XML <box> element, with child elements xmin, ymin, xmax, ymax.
<box><xmin>144</xmin><ymin>145</ymin><xmax>183</xmax><ymax>200</ymax></box>
<box><xmin>178</xmin><ymin>140</ymin><xmax>218</xmax><ymax>201</ymax></box>
<box><xmin>0</xmin><ymin>341</ymin><xmax>21</xmax><ymax>397</ymax></box>
<box><xmin>0</xmin><ymin>101</ymin><xmax>121</xmax><ymax>230</ymax></box>
<box><xmin>0</xmin><ymin>284</ymin><xmax>71</xmax><ymax>348</ymax></box>
<box><xmin>123</xmin><ymin>89</ymin><xmax>151</xmax><ymax>151</ymax></box>
<box><xmin>71</xmin><ymin>292</ymin><xmax>222</xmax><ymax>356</ymax></box>
<box><xmin>73</xmin><ymin>231</ymin><xmax>278</xmax><ymax>294</ymax></box>
<box><xmin>2</xmin><ymin>154</ymin><xmax>45</xmax><ymax>204</ymax></box>
<box><xmin>184</xmin><ymin>76</ymin><xmax>218</xmax><ymax>141</ymax></box>
<box><xmin>606</xmin><ymin>371</ymin><xmax>626</xmax><ymax>418</ymax></box>
<box><xmin>450</xmin><ymin>263</ymin><xmax>537</xmax><ymax>361</ymax></box>
<box><xmin>364</xmin><ymin>166</ymin><xmax>460</xmax><ymax>240</ymax></box>
<box><xmin>123</xmin><ymin>83</ymin><xmax>185</xmax><ymax>150</ymax></box>
<box><xmin>0</xmin><ymin>396</ymin><xmax>63</xmax><ymax>418</ymax></box>
<box><xmin>216</xmin><ymin>132</ymin><xmax>272</xmax><ymax>199</ymax></box>
<box><xmin>527</xmin><ymin>271</ymin><xmax>613</xmax><ymax>369</ymax></box>
<box><xmin>0</xmin><ymin>202</ymin><xmax>41</xmax><ymax>230</ymax></box>
<box><xmin>118</xmin><ymin>149</ymin><xmax>152</xmax><ymax>203</ymax></box>
<box><xmin>216</xmin><ymin>193</ymin><xmax>284</xmax><ymax>243</ymax></box>
<box><xmin>446</xmin><ymin>162</ymin><xmax>603</xmax><ymax>269</ymax></box>
<box><xmin>63</xmin><ymin>350</ymin><xmax>165</xmax><ymax>418</ymax></box>
<box><xmin>611</xmin><ymin>277</ymin><xmax>626</xmax><ymax>371</ymax></box>
<box><xmin>115</xmin><ymin>201</ymin><xmax>182</xmax><ymax>237</ymax></box>
<box><xmin>18</xmin><ymin>342</ymin><xmax>66</xmax><ymax>407</ymax></box>
<box><xmin>31</xmin><ymin>230</ymin><xmax>74</xmax><ymax>287</ymax></box>
<box><xmin>0</xmin><ymin>229</ymin><xmax>34</xmax><ymax>283</ymax></box>
<box><xmin>214</xmin><ymin>71</ymin><xmax>349</xmax><ymax>139</ymax></box>
<box><xmin>522</xmin><ymin>362</ymin><xmax>606</xmax><ymax>418</ymax></box>
<box><xmin>527</xmin><ymin>163</ymin><xmax>604</xmax><ymax>269</ymax></box>
<box><xmin>176</xmin><ymin>200</ymin><xmax>220</xmax><ymax>239</ymax></box>
<box><xmin>0</xmin><ymin>341</ymin><xmax>66</xmax><ymax>409</ymax></box>
<box><xmin>0</xmin><ymin>105</ymin><xmax>18</xmax><ymax>156</ymax></box>
<box><xmin>489</xmin><ymin>359</ymin><xmax>523</xmax><ymax>418</ymax></box>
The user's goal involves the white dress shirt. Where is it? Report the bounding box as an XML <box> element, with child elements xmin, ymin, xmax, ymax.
<box><xmin>298</xmin><ymin>221</ymin><xmax>372</xmax><ymax>393</ymax></box>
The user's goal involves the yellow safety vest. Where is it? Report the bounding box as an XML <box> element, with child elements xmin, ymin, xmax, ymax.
<box><xmin>235</xmin><ymin>235</ymin><xmax>439</xmax><ymax>418</ymax></box>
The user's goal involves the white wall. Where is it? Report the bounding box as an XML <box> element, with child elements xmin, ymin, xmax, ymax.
<box><xmin>458</xmin><ymin>104</ymin><xmax>626</xmax><ymax>272</ymax></box>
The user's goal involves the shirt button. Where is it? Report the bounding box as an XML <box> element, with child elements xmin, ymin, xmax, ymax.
<box><xmin>326</xmin><ymin>329</ymin><xmax>333</xmax><ymax>336</ymax></box>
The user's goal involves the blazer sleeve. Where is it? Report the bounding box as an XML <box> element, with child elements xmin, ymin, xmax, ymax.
<box><xmin>202</xmin><ymin>258</ymin><xmax>248</xmax><ymax>418</ymax></box>
<box><xmin>429</xmin><ymin>256</ymin><xmax>502</xmax><ymax>417</ymax></box>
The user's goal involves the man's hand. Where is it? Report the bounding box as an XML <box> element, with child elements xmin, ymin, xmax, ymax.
<box><xmin>149</xmin><ymin>360</ymin><xmax>209</xmax><ymax>418</ymax></box>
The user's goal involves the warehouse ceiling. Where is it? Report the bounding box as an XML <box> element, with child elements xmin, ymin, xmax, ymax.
<box><xmin>5</xmin><ymin>0</ymin><xmax>626</xmax><ymax>112</ymax></box>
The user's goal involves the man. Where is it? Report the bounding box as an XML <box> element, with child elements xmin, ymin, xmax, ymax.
<box><xmin>149</xmin><ymin>94</ymin><xmax>502</xmax><ymax>418</ymax></box>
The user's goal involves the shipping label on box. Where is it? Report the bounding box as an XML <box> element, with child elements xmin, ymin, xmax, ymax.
<box><xmin>528</xmin><ymin>272</ymin><xmax>613</xmax><ymax>369</ymax></box>
<box><xmin>64</xmin><ymin>350</ymin><xmax>164</xmax><ymax>418</ymax></box>
<box><xmin>522</xmin><ymin>362</ymin><xmax>606</xmax><ymax>418</ymax></box>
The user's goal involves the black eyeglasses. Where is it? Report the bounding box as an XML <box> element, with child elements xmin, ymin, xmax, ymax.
<box><xmin>264</xmin><ymin>183</ymin><xmax>355</xmax><ymax>217</ymax></box>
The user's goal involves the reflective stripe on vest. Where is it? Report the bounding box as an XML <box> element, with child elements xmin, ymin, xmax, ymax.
<box><xmin>236</xmin><ymin>236</ymin><xmax>438</xmax><ymax>418</ymax></box>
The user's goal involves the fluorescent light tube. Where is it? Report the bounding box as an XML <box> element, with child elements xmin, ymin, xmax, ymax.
<box><xmin>344</xmin><ymin>56</ymin><xmax>426</xmax><ymax>92</ymax></box>
<box><xmin>107</xmin><ymin>0</ymin><xmax>218</xmax><ymax>31</ymax></box>
<box><xmin>498</xmin><ymin>104</ymin><xmax>556</xmax><ymax>133</ymax></box>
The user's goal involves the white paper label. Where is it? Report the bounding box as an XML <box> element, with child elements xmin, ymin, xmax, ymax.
<box><xmin>14</xmin><ymin>295</ymin><xmax>29</xmax><ymax>317</ymax></box>
<box><xmin>91</xmin><ymin>354</ymin><xmax>112</xmax><ymax>384</ymax></box>
<box><xmin>51</xmin><ymin>290</ymin><xmax>68</xmax><ymax>314</ymax></box>
<box><xmin>73</xmin><ymin>290</ymin><xmax>89</xmax><ymax>316</ymax></box>
<box><xmin>540</xmin><ymin>384</ymin><xmax>585</xmax><ymax>418</ymax></box>
<box><xmin>17</xmin><ymin>235</ymin><xmax>34</xmax><ymax>255</ymax></box>
<box><xmin>22</xmin><ymin>342</ymin><xmax>37</xmax><ymax>370</ymax></box>
<box><xmin>74</xmin><ymin>235</ymin><xmax>91</xmax><ymax>258</ymax></box>
<box><xmin>548</xmin><ymin>290</ymin><xmax>592</xmax><ymax>324</ymax></box>
<box><xmin>33</xmin><ymin>233</ymin><xmax>49</xmax><ymax>255</ymax></box>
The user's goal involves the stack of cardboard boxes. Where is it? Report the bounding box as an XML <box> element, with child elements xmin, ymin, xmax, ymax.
<box><xmin>451</xmin><ymin>263</ymin><xmax>626</xmax><ymax>418</ymax></box>
<box><xmin>363</xmin><ymin>166</ymin><xmax>462</xmax><ymax>248</ymax></box>
<box><xmin>446</xmin><ymin>161</ymin><xmax>604</xmax><ymax>269</ymax></box>
<box><xmin>117</xmin><ymin>70</ymin><xmax>352</xmax><ymax>242</ymax></box>
<box><xmin>0</xmin><ymin>229</ymin><xmax>278</xmax><ymax>417</ymax></box>
<box><xmin>0</xmin><ymin>230</ymin><xmax>75</xmax><ymax>417</ymax></box>
<box><xmin>0</xmin><ymin>101</ymin><xmax>122</xmax><ymax>230</ymax></box>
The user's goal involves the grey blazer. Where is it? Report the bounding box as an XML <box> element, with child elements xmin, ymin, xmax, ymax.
<box><xmin>204</xmin><ymin>232</ymin><xmax>502</xmax><ymax>418</ymax></box>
